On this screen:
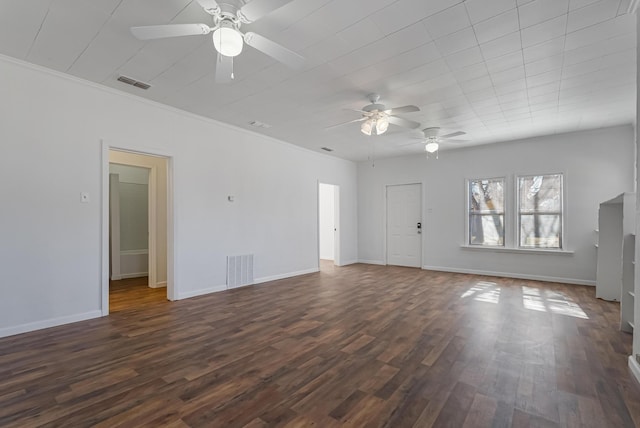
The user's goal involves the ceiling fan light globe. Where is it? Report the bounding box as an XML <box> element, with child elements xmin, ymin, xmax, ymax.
<box><xmin>361</xmin><ymin>119</ymin><xmax>373</xmax><ymax>136</ymax></box>
<box><xmin>425</xmin><ymin>142</ymin><xmax>439</xmax><ymax>153</ymax></box>
<box><xmin>213</xmin><ymin>26</ymin><xmax>243</xmax><ymax>57</ymax></box>
<box><xmin>376</xmin><ymin>117</ymin><xmax>389</xmax><ymax>134</ymax></box>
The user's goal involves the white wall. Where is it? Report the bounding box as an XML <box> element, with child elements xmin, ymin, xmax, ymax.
<box><xmin>109</xmin><ymin>164</ymin><xmax>149</xmax><ymax>251</ymax></box>
<box><xmin>319</xmin><ymin>183</ymin><xmax>335</xmax><ymax>260</ymax></box>
<box><xmin>632</xmin><ymin>10</ymin><xmax>640</xmax><ymax>376</ymax></box>
<box><xmin>0</xmin><ymin>55</ymin><xmax>357</xmax><ymax>337</ymax></box>
<box><xmin>358</xmin><ymin>125</ymin><xmax>635</xmax><ymax>285</ymax></box>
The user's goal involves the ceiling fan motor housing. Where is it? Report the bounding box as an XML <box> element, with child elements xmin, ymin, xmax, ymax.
<box><xmin>423</xmin><ymin>127</ymin><xmax>441</xmax><ymax>138</ymax></box>
<box><xmin>363</xmin><ymin>103</ymin><xmax>386</xmax><ymax>113</ymax></box>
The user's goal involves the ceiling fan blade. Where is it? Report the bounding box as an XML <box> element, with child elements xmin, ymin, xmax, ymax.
<box><xmin>398</xmin><ymin>139</ymin><xmax>425</xmax><ymax>147</ymax></box>
<box><xmin>344</xmin><ymin>108</ymin><xmax>370</xmax><ymax>114</ymax></box>
<box><xmin>387</xmin><ymin>116</ymin><xmax>421</xmax><ymax>130</ymax></box>
<box><xmin>442</xmin><ymin>139</ymin><xmax>470</xmax><ymax>144</ymax></box>
<box><xmin>130</xmin><ymin>24</ymin><xmax>211</xmax><ymax>40</ymax></box>
<box><xmin>386</xmin><ymin>105</ymin><xmax>420</xmax><ymax>115</ymax></box>
<box><xmin>243</xmin><ymin>32</ymin><xmax>304</xmax><ymax>69</ymax></box>
<box><xmin>215</xmin><ymin>53</ymin><xmax>233</xmax><ymax>84</ymax></box>
<box><xmin>325</xmin><ymin>117</ymin><xmax>368</xmax><ymax>130</ymax></box>
<box><xmin>440</xmin><ymin>131</ymin><xmax>466</xmax><ymax>139</ymax></box>
<box><xmin>196</xmin><ymin>0</ymin><xmax>221</xmax><ymax>14</ymax></box>
<box><xmin>240</xmin><ymin>0</ymin><xmax>292</xmax><ymax>22</ymax></box>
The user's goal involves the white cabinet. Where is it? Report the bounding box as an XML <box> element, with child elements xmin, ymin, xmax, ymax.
<box><xmin>595</xmin><ymin>193</ymin><xmax>635</xmax><ymax>332</ymax></box>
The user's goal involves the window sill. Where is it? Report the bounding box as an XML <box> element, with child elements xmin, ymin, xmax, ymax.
<box><xmin>460</xmin><ymin>245</ymin><xmax>574</xmax><ymax>256</ymax></box>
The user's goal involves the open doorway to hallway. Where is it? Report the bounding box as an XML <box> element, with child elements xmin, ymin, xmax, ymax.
<box><xmin>108</xmin><ymin>150</ymin><xmax>169</xmax><ymax>312</ymax></box>
<box><xmin>319</xmin><ymin>182</ymin><xmax>340</xmax><ymax>272</ymax></box>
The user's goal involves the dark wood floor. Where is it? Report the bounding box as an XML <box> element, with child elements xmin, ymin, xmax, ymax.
<box><xmin>1</xmin><ymin>264</ymin><xmax>639</xmax><ymax>427</ymax></box>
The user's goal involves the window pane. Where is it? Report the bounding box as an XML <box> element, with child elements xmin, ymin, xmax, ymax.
<box><xmin>469</xmin><ymin>178</ymin><xmax>504</xmax><ymax>213</ymax></box>
<box><xmin>468</xmin><ymin>177</ymin><xmax>504</xmax><ymax>246</ymax></box>
<box><xmin>520</xmin><ymin>214</ymin><xmax>561</xmax><ymax>248</ymax></box>
<box><xmin>518</xmin><ymin>174</ymin><xmax>562</xmax><ymax>213</ymax></box>
<box><xmin>470</xmin><ymin>214</ymin><xmax>504</xmax><ymax>246</ymax></box>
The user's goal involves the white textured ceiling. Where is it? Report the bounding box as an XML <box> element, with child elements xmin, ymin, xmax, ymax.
<box><xmin>0</xmin><ymin>0</ymin><xmax>635</xmax><ymax>161</ymax></box>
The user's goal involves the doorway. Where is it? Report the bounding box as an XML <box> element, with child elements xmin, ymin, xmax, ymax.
<box><xmin>318</xmin><ymin>182</ymin><xmax>340</xmax><ymax>270</ymax></box>
<box><xmin>102</xmin><ymin>146</ymin><xmax>173</xmax><ymax>314</ymax></box>
<box><xmin>386</xmin><ymin>183</ymin><xmax>422</xmax><ymax>268</ymax></box>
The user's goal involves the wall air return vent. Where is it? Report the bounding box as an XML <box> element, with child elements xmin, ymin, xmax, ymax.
<box><xmin>227</xmin><ymin>254</ymin><xmax>254</xmax><ymax>289</ymax></box>
<box><xmin>117</xmin><ymin>75</ymin><xmax>151</xmax><ymax>90</ymax></box>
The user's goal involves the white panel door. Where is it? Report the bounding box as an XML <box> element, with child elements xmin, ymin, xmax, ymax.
<box><xmin>386</xmin><ymin>183</ymin><xmax>422</xmax><ymax>268</ymax></box>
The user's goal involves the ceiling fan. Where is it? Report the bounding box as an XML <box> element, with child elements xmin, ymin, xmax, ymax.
<box><xmin>130</xmin><ymin>0</ymin><xmax>304</xmax><ymax>83</ymax></box>
<box><xmin>327</xmin><ymin>94</ymin><xmax>421</xmax><ymax>136</ymax></box>
<box><xmin>402</xmin><ymin>127</ymin><xmax>468</xmax><ymax>154</ymax></box>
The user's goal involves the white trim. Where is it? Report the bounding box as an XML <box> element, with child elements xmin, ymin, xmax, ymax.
<box><xmin>628</xmin><ymin>0</ymin><xmax>639</xmax><ymax>13</ymax></box>
<box><xmin>254</xmin><ymin>268</ymin><xmax>320</xmax><ymax>284</ymax></box>
<box><xmin>120</xmin><ymin>249</ymin><xmax>149</xmax><ymax>255</ymax></box>
<box><xmin>101</xmin><ymin>141</ymin><xmax>176</xmax><ymax>317</ymax></box>
<box><xmin>101</xmin><ymin>143</ymin><xmax>110</xmax><ymax>316</ymax></box>
<box><xmin>339</xmin><ymin>259</ymin><xmax>359</xmax><ymax>266</ymax></box>
<box><xmin>460</xmin><ymin>245</ymin><xmax>574</xmax><ymax>255</ymax></box>
<box><xmin>0</xmin><ymin>311</ymin><xmax>102</xmax><ymax>339</ymax></box>
<box><xmin>119</xmin><ymin>272</ymin><xmax>149</xmax><ymax>279</ymax></box>
<box><xmin>153</xmin><ymin>281</ymin><xmax>167</xmax><ymax>289</ymax></box>
<box><xmin>177</xmin><ymin>284</ymin><xmax>227</xmax><ymax>300</ymax></box>
<box><xmin>422</xmin><ymin>265</ymin><xmax>595</xmax><ymax>286</ymax></box>
<box><xmin>629</xmin><ymin>356</ymin><xmax>640</xmax><ymax>384</ymax></box>
<box><xmin>357</xmin><ymin>259</ymin><xmax>386</xmax><ymax>265</ymax></box>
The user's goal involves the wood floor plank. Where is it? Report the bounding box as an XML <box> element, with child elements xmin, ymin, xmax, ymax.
<box><xmin>0</xmin><ymin>264</ymin><xmax>639</xmax><ymax>426</ymax></box>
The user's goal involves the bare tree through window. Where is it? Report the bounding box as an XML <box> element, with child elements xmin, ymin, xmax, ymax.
<box><xmin>468</xmin><ymin>178</ymin><xmax>504</xmax><ymax>246</ymax></box>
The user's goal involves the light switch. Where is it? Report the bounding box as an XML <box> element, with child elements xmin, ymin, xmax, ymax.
<box><xmin>80</xmin><ymin>192</ymin><xmax>90</xmax><ymax>203</ymax></box>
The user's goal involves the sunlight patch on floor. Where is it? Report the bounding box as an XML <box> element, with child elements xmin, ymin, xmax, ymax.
<box><xmin>461</xmin><ymin>281</ymin><xmax>500</xmax><ymax>304</ymax></box>
<box><xmin>522</xmin><ymin>286</ymin><xmax>588</xmax><ymax>319</ymax></box>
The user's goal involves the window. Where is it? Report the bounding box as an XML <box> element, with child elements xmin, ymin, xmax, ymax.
<box><xmin>468</xmin><ymin>178</ymin><xmax>505</xmax><ymax>246</ymax></box>
<box><xmin>517</xmin><ymin>174</ymin><xmax>563</xmax><ymax>249</ymax></box>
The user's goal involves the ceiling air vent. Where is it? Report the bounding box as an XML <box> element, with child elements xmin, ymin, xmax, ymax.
<box><xmin>321</xmin><ymin>147</ymin><xmax>334</xmax><ymax>152</ymax></box>
<box><xmin>117</xmin><ymin>75</ymin><xmax>151</xmax><ymax>90</ymax></box>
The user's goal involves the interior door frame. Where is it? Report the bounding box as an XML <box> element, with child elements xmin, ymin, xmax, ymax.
<box><xmin>383</xmin><ymin>182</ymin><xmax>423</xmax><ymax>267</ymax></box>
<box><xmin>101</xmin><ymin>140</ymin><xmax>176</xmax><ymax>316</ymax></box>
<box><xmin>317</xmin><ymin>181</ymin><xmax>341</xmax><ymax>267</ymax></box>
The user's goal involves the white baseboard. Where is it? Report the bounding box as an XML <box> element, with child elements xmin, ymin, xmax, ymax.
<box><xmin>120</xmin><ymin>249</ymin><xmax>148</xmax><ymax>255</ymax></box>
<box><xmin>0</xmin><ymin>310</ymin><xmax>103</xmax><ymax>339</ymax></box>
<box><xmin>120</xmin><ymin>272</ymin><xmax>148</xmax><ymax>279</ymax></box>
<box><xmin>254</xmin><ymin>267</ymin><xmax>320</xmax><ymax>284</ymax></box>
<box><xmin>357</xmin><ymin>259</ymin><xmax>386</xmax><ymax>265</ymax></box>
<box><xmin>337</xmin><ymin>259</ymin><xmax>358</xmax><ymax>266</ymax></box>
<box><xmin>422</xmin><ymin>265</ymin><xmax>596</xmax><ymax>286</ymax></box>
<box><xmin>630</xmin><ymin>356</ymin><xmax>640</xmax><ymax>385</ymax></box>
<box><xmin>176</xmin><ymin>268</ymin><xmax>322</xmax><ymax>300</ymax></box>
<box><xmin>150</xmin><ymin>281</ymin><xmax>167</xmax><ymax>289</ymax></box>
<box><xmin>110</xmin><ymin>274</ymin><xmax>122</xmax><ymax>281</ymax></box>
<box><xmin>177</xmin><ymin>284</ymin><xmax>227</xmax><ymax>300</ymax></box>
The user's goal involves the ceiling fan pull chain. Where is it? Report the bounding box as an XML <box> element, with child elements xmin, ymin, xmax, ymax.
<box><xmin>231</xmin><ymin>56</ymin><xmax>234</xmax><ymax>80</ymax></box>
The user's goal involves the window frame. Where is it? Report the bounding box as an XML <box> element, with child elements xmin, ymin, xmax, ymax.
<box><xmin>466</xmin><ymin>176</ymin><xmax>506</xmax><ymax>247</ymax></box>
<box><xmin>516</xmin><ymin>173</ymin><xmax>564</xmax><ymax>250</ymax></box>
